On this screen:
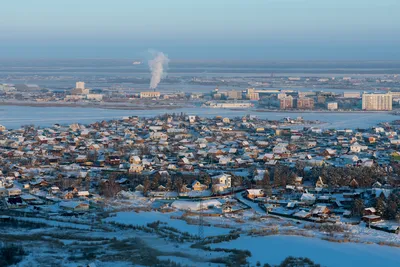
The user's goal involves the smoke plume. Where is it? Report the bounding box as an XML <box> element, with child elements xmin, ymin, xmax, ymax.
<box><xmin>148</xmin><ymin>51</ymin><xmax>169</xmax><ymax>89</ymax></box>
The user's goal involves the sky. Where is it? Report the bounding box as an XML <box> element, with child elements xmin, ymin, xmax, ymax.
<box><xmin>1</xmin><ymin>0</ymin><xmax>399</xmax><ymax>60</ymax></box>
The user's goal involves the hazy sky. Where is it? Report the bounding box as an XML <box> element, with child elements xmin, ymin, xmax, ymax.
<box><xmin>1</xmin><ymin>0</ymin><xmax>399</xmax><ymax>60</ymax></box>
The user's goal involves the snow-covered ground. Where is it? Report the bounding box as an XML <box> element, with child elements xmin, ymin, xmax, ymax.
<box><xmin>235</xmin><ymin>192</ymin><xmax>265</xmax><ymax>214</ymax></box>
<box><xmin>3</xmin><ymin>191</ymin><xmax>399</xmax><ymax>266</ymax></box>
<box><xmin>235</xmin><ymin>192</ymin><xmax>400</xmax><ymax>245</ymax></box>
<box><xmin>171</xmin><ymin>199</ymin><xmax>221</xmax><ymax>211</ymax></box>
<box><xmin>211</xmin><ymin>235</ymin><xmax>400</xmax><ymax>267</ymax></box>
<box><xmin>3</xmin><ymin>205</ymin><xmax>400</xmax><ymax>267</ymax></box>
<box><xmin>104</xmin><ymin>211</ymin><xmax>232</xmax><ymax>237</ymax></box>
<box><xmin>13</xmin><ymin>216</ymin><xmax>92</xmax><ymax>230</ymax></box>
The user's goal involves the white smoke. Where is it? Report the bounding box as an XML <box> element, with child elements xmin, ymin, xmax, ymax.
<box><xmin>148</xmin><ymin>51</ymin><xmax>169</xmax><ymax>89</ymax></box>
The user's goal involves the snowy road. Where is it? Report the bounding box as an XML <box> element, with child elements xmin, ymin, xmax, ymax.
<box><xmin>235</xmin><ymin>192</ymin><xmax>266</xmax><ymax>214</ymax></box>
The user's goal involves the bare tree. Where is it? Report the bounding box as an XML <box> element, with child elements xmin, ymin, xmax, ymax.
<box><xmin>173</xmin><ymin>177</ymin><xmax>183</xmax><ymax>193</ymax></box>
<box><xmin>143</xmin><ymin>178</ymin><xmax>151</xmax><ymax>195</ymax></box>
<box><xmin>351</xmin><ymin>199</ymin><xmax>365</xmax><ymax>217</ymax></box>
<box><xmin>100</xmin><ymin>176</ymin><xmax>121</xmax><ymax>198</ymax></box>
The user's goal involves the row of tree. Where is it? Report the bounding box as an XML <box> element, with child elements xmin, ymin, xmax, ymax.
<box><xmin>351</xmin><ymin>191</ymin><xmax>400</xmax><ymax>221</ymax></box>
<box><xmin>374</xmin><ymin>191</ymin><xmax>400</xmax><ymax>221</ymax></box>
<box><xmin>308</xmin><ymin>165</ymin><xmax>389</xmax><ymax>188</ymax></box>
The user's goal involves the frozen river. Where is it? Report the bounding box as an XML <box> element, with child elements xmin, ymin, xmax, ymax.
<box><xmin>0</xmin><ymin>105</ymin><xmax>395</xmax><ymax>129</ymax></box>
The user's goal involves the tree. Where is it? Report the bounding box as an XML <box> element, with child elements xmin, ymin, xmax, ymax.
<box><xmin>0</xmin><ymin>244</ymin><xmax>26</xmax><ymax>266</ymax></box>
<box><xmin>231</xmin><ymin>173</ymin><xmax>243</xmax><ymax>187</ymax></box>
<box><xmin>261</xmin><ymin>171</ymin><xmax>272</xmax><ymax>196</ymax></box>
<box><xmin>173</xmin><ymin>177</ymin><xmax>183</xmax><ymax>193</ymax></box>
<box><xmin>295</xmin><ymin>161</ymin><xmax>306</xmax><ymax>177</ymax></box>
<box><xmin>395</xmin><ymin>212</ymin><xmax>400</xmax><ymax>223</ymax></box>
<box><xmin>151</xmin><ymin>175</ymin><xmax>160</xmax><ymax>190</ymax></box>
<box><xmin>351</xmin><ymin>198</ymin><xmax>365</xmax><ymax>217</ymax></box>
<box><xmin>100</xmin><ymin>176</ymin><xmax>121</xmax><ymax>198</ymax></box>
<box><xmin>385</xmin><ymin>192</ymin><xmax>400</xmax><ymax>220</ymax></box>
<box><xmin>264</xmin><ymin>183</ymin><xmax>273</xmax><ymax>197</ymax></box>
<box><xmin>273</xmin><ymin>165</ymin><xmax>282</xmax><ymax>187</ymax></box>
<box><xmin>288</xmin><ymin>172</ymin><xmax>297</xmax><ymax>185</ymax></box>
<box><xmin>143</xmin><ymin>178</ymin><xmax>151</xmax><ymax>195</ymax></box>
<box><xmin>165</xmin><ymin>177</ymin><xmax>172</xmax><ymax>191</ymax></box>
<box><xmin>273</xmin><ymin>164</ymin><xmax>291</xmax><ymax>187</ymax></box>
<box><xmin>243</xmin><ymin>179</ymin><xmax>252</xmax><ymax>189</ymax></box>
<box><xmin>374</xmin><ymin>195</ymin><xmax>387</xmax><ymax>216</ymax></box>
<box><xmin>201</xmin><ymin>173</ymin><xmax>211</xmax><ymax>188</ymax></box>
<box><xmin>278</xmin><ymin>256</ymin><xmax>321</xmax><ymax>267</ymax></box>
<box><xmin>59</xmin><ymin>175</ymin><xmax>73</xmax><ymax>190</ymax></box>
<box><xmin>85</xmin><ymin>175</ymin><xmax>90</xmax><ymax>191</ymax></box>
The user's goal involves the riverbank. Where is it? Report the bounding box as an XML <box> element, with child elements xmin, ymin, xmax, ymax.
<box><xmin>254</xmin><ymin>108</ymin><xmax>393</xmax><ymax>114</ymax></box>
<box><xmin>0</xmin><ymin>100</ymin><xmax>186</xmax><ymax>110</ymax></box>
<box><xmin>0</xmin><ymin>100</ymin><xmax>397</xmax><ymax>114</ymax></box>
<box><xmin>0</xmin><ymin>104</ymin><xmax>395</xmax><ymax>129</ymax></box>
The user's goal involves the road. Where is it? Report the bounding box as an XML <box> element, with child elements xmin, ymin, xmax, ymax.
<box><xmin>235</xmin><ymin>192</ymin><xmax>265</xmax><ymax>214</ymax></box>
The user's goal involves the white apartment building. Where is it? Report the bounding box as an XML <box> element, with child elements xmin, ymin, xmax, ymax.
<box><xmin>140</xmin><ymin>91</ymin><xmax>161</xmax><ymax>98</ymax></box>
<box><xmin>327</xmin><ymin>102</ymin><xmax>338</xmax><ymax>110</ymax></box>
<box><xmin>362</xmin><ymin>93</ymin><xmax>392</xmax><ymax>111</ymax></box>
<box><xmin>76</xmin><ymin>81</ymin><xmax>85</xmax><ymax>90</ymax></box>
<box><xmin>343</xmin><ymin>92</ymin><xmax>361</xmax><ymax>98</ymax></box>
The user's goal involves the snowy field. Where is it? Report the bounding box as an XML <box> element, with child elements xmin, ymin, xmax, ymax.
<box><xmin>104</xmin><ymin>211</ymin><xmax>232</xmax><ymax>237</ymax></box>
<box><xmin>211</xmin><ymin>235</ymin><xmax>400</xmax><ymax>267</ymax></box>
<box><xmin>13</xmin><ymin>216</ymin><xmax>92</xmax><ymax>230</ymax></box>
<box><xmin>3</xmin><ymin>209</ymin><xmax>399</xmax><ymax>266</ymax></box>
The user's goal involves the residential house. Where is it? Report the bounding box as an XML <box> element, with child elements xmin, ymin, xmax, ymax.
<box><xmin>246</xmin><ymin>189</ymin><xmax>265</xmax><ymax>199</ymax></box>
<box><xmin>192</xmin><ymin>180</ymin><xmax>208</xmax><ymax>191</ymax></box>
<box><xmin>211</xmin><ymin>173</ymin><xmax>232</xmax><ymax>193</ymax></box>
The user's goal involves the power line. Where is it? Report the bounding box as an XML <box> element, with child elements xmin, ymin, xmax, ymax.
<box><xmin>198</xmin><ymin>199</ymin><xmax>204</xmax><ymax>240</ymax></box>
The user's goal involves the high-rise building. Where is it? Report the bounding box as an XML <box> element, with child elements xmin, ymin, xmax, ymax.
<box><xmin>277</xmin><ymin>93</ymin><xmax>287</xmax><ymax>100</ymax></box>
<box><xmin>76</xmin><ymin>81</ymin><xmax>85</xmax><ymax>90</ymax></box>
<box><xmin>246</xmin><ymin>88</ymin><xmax>259</xmax><ymax>101</ymax></box>
<box><xmin>389</xmin><ymin>92</ymin><xmax>400</xmax><ymax>98</ymax></box>
<box><xmin>298</xmin><ymin>91</ymin><xmax>316</xmax><ymax>98</ymax></box>
<box><xmin>362</xmin><ymin>93</ymin><xmax>392</xmax><ymax>111</ymax></box>
<box><xmin>227</xmin><ymin>90</ymin><xmax>242</xmax><ymax>100</ymax></box>
<box><xmin>280</xmin><ymin>96</ymin><xmax>293</xmax><ymax>110</ymax></box>
<box><xmin>297</xmin><ymin>97</ymin><xmax>315</xmax><ymax>109</ymax></box>
<box><xmin>71</xmin><ymin>81</ymin><xmax>90</xmax><ymax>95</ymax></box>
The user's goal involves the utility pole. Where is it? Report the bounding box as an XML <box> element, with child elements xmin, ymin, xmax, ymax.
<box><xmin>198</xmin><ymin>199</ymin><xmax>204</xmax><ymax>240</ymax></box>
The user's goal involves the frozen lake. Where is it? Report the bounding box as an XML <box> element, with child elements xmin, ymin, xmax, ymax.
<box><xmin>104</xmin><ymin>211</ymin><xmax>400</xmax><ymax>267</ymax></box>
<box><xmin>104</xmin><ymin>211</ymin><xmax>231</xmax><ymax>237</ymax></box>
<box><xmin>0</xmin><ymin>105</ymin><xmax>395</xmax><ymax>129</ymax></box>
<box><xmin>211</xmin><ymin>235</ymin><xmax>400</xmax><ymax>267</ymax></box>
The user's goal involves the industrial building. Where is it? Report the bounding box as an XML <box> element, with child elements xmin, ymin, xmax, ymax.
<box><xmin>140</xmin><ymin>91</ymin><xmax>161</xmax><ymax>98</ymax></box>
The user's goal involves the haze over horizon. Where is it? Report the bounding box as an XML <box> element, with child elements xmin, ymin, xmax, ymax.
<box><xmin>1</xmin><ymin>0</ymin><xmax>399</xmax><ymax>60</ymax></box>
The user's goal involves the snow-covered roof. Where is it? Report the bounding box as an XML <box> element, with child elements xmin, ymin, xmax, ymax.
<box><xmin>294</xmin><ymin>210</ymin><xmax>310</xmax><ymax>218</ymax></box>
<box><xmin>300</xmin><ymin>193</ymin><xmax>316</xmax><ymax>201</ymax></box>
<box><xmin>171</xmin><ymin>199</ymin><xmax>221</xmax><ymax>211</ymax></box>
